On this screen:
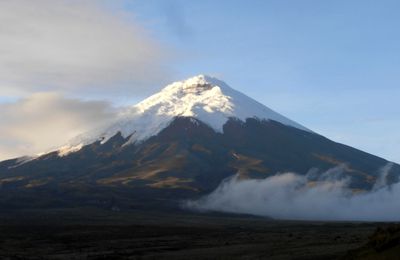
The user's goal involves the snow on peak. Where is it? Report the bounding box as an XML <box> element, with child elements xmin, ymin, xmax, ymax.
<box><xmin>133</xmin><ymin>74</ymin><xmax>309</xmax><ymax>132</ymax></box>
<box><xmin>59</xmin><ymin>75</ymin><xmax>310</xmax><ymax>155</ymax></box>
<box><xmin>133</xmin><ymin>75</ymin><xmax>236</xmax><ymax>131</ymax></box>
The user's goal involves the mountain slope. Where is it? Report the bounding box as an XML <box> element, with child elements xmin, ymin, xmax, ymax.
<box><xmin>0</xmin><ymin>75</ymin><xmax>399</xmax><ymax>210</ymax></box>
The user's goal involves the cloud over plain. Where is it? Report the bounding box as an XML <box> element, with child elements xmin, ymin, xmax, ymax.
<box><xmin>186</xmin><ymin>164</ymin><xmax>400</xmax><ymax>221</ymax></box>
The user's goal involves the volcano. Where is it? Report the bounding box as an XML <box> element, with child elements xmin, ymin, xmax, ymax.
<box><xmin>1</xmin><ymin>75</ymin><xmax>399</xmax><ymax>210</ymax></box>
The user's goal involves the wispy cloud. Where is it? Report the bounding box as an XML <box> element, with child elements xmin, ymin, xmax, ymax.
<box><xmin>0</xmin><ymin>0</ymin><xmax>175</xmax><ymax>160</ymax></box>
<box><xmin>0</xmin><ymin>0</ymin><xmax>171</xmax><ymax>96</ymax></box>
<box><xmin>0</xmin><ymin>93</ymin><xmax>118</xmax><ymax>160</ymax></box>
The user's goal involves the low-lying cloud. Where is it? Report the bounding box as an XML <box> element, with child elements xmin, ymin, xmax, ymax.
<box><xmin>0</xmin><ymin>93</ymin><xmax>118</xmax><ymax>160</ymax></box>
<box><xmin>186</xmin><ymin>164</ymin><xmax>400</xmax><ymax>221</ymax></box>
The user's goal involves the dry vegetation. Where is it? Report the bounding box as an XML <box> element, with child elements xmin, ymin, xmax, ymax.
<box><xmin>0</xmin><ymin>208</ymin><xmax>388</xmax><ymax>260</ymax></box>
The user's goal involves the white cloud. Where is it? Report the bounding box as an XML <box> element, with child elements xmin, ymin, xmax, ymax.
<box><xmin>0</xmin><ymin>93</ymin><xmax>118</xmax><ymax>160</ymax></box>
<box><xmin>0</xmin><ymin>0</ymin><xmax>171</xmax><ymax>96</ymax></box>
<box><xmin>0</xmin><ymin>0</ymin><xmax>174</xmax><ymax>160</ymax></box>
<box><xmin>186</xmin><ymin>164</ymin><xmax>400</xmax><ymax>221</ymax></box>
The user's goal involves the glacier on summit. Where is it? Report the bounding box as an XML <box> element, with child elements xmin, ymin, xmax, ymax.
<box><xmin>58</xmin><ymin>75</ymin><xmax>310</xmax><ymax>156</ymax></box>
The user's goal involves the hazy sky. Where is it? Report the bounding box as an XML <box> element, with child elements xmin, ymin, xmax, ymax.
<box><xmin>0</xmin><ymin>0</ymin><xmax>399</xmax><ymax>162</ymax></box>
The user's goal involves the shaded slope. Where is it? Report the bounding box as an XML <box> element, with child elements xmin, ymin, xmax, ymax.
<box><xmin>0</xmin><ymin>117</ymin><xmax>398</xmax><ymax>210</ymax></box>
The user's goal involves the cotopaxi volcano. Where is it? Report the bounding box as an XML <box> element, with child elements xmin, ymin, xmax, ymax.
<box><xmin>0</xmin><ymin>75</ymin><xmax>399</xmax><ymax>210</ymax></box>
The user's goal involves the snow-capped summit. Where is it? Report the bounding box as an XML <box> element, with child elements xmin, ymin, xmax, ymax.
<box><xmin>2</xmin><ymin>75</ymin><xmax>397</xmax><ymax>210</ymax></box>
<box><xmin>60</xmin><ymin>75</ymin><xmax>309</xmax><ymax>155</ymax></box>
<box><xmin>134</xmin><ymin>74</ymin><xmax>309</xmax><ymax>132</ymax></box>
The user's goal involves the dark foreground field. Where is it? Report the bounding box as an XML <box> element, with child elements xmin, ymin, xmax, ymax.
<box><xmin>0</xmin><ymin>208</ymin><xmax>396</xmax><ymax>260</ymax></box>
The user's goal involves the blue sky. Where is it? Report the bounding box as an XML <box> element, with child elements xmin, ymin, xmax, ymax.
<box><xmin>120</xmin><ymin>0</ymin><xmax>400</xmax><ymax>163</ymax></box>
<box><xmin>0</xmin><ymin>0</ymin><xmax>399</xmax><ymax>163</ymax></box>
